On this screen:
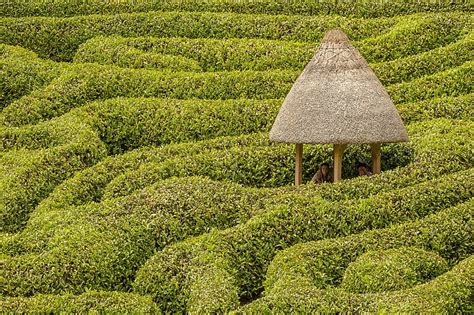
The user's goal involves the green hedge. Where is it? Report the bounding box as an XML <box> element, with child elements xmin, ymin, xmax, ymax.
<box><xmin>340</xmin><ymin>247</ymin><xmax>449</xmax><ymax>293</ymax></box>
<box><xmin>0</xmin><ymin>44</ymin><xmax>62</xmax><ymax>109</ymax></box>
<box><xmin>75</xmin><ymin>38</ymin><xmax>202</xmax><ymax>71</ymax></box>
<box><xmin>101</xmin><ymin>139</ymin><xmax>412</xmax><ymax>198</ymax></box>
<box><xmin>2</xmin><ymin>57</ymin><xmax>471</xmax><ymax>128</ymax></box>
<box><xmin>244</xmin><ymin>199</ymin><xmax>473</xmax><ymax>312</ymax></box>
<box><xmin>1</xmin><ymin>11</ymin><xmax>432</xmax><ymax>61</ymax></box>
<box><xmin>74</xmin><ymin>35</ymin><xmax>316</xmax><ymax>71</ymax></box>
<box><xmin>1</xmin><ymin>177</ymin><xmax>276</xmax><ymax>296</ymax></box>
<box><xmin>133</xmin><ymin>169</ymin><xmax>474</xmax><ymax>312</ymax></box>
<box><xmin>0</xmin><ymin>291</ymin><xmax>158</xmax><ymax>313</ymax></box>
<box><xmin>245</xmin><ymin>256</ymin><xmax>474</xmax><ymax>313</ymax></box>
<box><xmin>0</xmin><ymin>115</ymin><xmax>107</xmax><ymax>233</ymax></box>
<box><xmin>74</xmin><ymin>30</ymin><xmax>473</xmax><ymax>81</ymax></box>
<box><xmin>25</xmin><ymin>118</ymin><xmax>456</xmax><ymax>214</ymax></box>
<box><xmin>1</xmin><ymin>0</ymin><xmax>470</xmax><ymax>18</ymax></box>
<box><xmin>5</xmin><ymin>118</ymin><xmax>469</xmax><ymax>297</ymax></box>
<box><xmin>100</xmin><ymin>118</ymin><xmax>471</xmax><ymax>198</ymax></box>
<box><xmin>80</xmin><ymin>97</ymin><xmax>281</xmax><ymax>154</ymax></box>
<box><xmin>356</xmin><ymin>13</ymin><xmax>469</xmax><ymax>63</ymax></box>
<box><xmin>38</xmin><ymin>133</ymin><xmax>271</xmax><ymax>202</ymax></box>
<box><xmin>388</xmin><ymin>61</ymin><xmax>473</xmax><ymax>104</ymax></box>
<box><xmin>0</xmin><ymin>63</ymin><xmax>297</xmax><ymax>127</ymax></box>
<box><xmin>372</xmin><ymin>31</ymin><xmax>474</xmax><ymax>85</ymax></box>
<box><xmin>397</xmin><ymin>94</ymin><xmax>474</xmax><ymax>124</ymax></box>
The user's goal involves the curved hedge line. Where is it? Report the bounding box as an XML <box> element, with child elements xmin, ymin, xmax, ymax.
<box><xmin>80</xmin><ymin>97</ymin><xmax>281</xmax><ymax>154</ymax></box>
<box><xmin>2</xmin><ymin>11</ymin><xmax>452</xmax><ymax>62</ymax></box>
<box><xmin>75</xmin><ymin>39</ymin><xmax>202</xmax><ymax>72</ymax></box>
<box><xmin>3</xmin><ymin>57</ymin><xmax>471</xmax><ymax>129</ymax></box>
<box><xmin>387</xmin><ymin>61</ymin><xmax>473</xmax><ymax>104</ymax></box>
<box><xmin>36</xmin><ymin>132</ymin><xmax>272</xmax><ymax>206</ymax></box>
<box><xmin>372</xmin><ymin>31</ymin><xmax>474</xmax><ymax>85</ymax></box>
<box><xmin>340</xmin><ymin>247</ymin><xmax>449</xmax><ymax>293</ymax></box>
<box><xmin>0</xmin><ymin>291</ymin><xmax>158</xmax><ymax>313</ymax></box>
<box><xmin>74</xmin><ymin>29</ymin><xmax>473</xmax><ymax>81</ymax></box>
<box><xmin>0</xmin><ymin>44</ymin><xmax>62</xmax><ymax>109</ymax></box>
<box><xmin>2</xmin><ymin>0</ymin><xmax>470</xmax><ymax>18</ymax></box>
<box><xmin>74</xmin><ymin>35</ymin><xmax>316</xmax><ymax>72</ymax></box>
<box><xmin>397</xmin><ymin>94</ymin><xmax>474</xmax><ymax>124</ymax></box>
<box><xmin>0</xmin><ymin>115</ymin><xmax>107</xmax><ymax>233</ymax></box>
<box><xmin>0</xmin><ymin>64</ymin><xmax>297</xmax><ymax>127</ymax></box>
<box><xmin>133</xmin><ymin>169</ymin><xmax>474</xmax><ymax>312</ymax></box>
<box><xmin>23</xmin><ymin>117</ymin><xmax>469</xmax><ymax>228</ymax></box>
<box><xmin>0</xmin><ymin>133</ymin><xmax>273</xmax><ymax>256</ymax></box>
<box><xmin>1</xmin><ymin>176</ymin><xmax>278</xmax><ymax>296</ymax></box>
<box><xmin>356</xmin><ymin>13</ymin><xmax>469</xmax><ymax>63</ymax></box>
<box><xmin>4</xmin><ymin>118</ymin><xmax>469</xmax><ymax>297</ymax></box>
<box><xmin>244</xmin><ymin>199</ymin><xmax>473</xmax><ymax>312</ymax></box>
<box><xmin>100</xmin><ymin>118</ymin><xmax>472</xmax><ymax>198</ymax></box>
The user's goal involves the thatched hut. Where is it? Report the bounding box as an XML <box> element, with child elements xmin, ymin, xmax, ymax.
<box><xmin>270</xmin><ymin>29</ymin><xmax>408</xmax><ymax>185</ymax></box>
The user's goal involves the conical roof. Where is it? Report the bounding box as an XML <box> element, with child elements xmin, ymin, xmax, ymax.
<box><xmin>269</xmin><ymin>29</ymin><xmax>409</xmax><ymax>144</ymax></box>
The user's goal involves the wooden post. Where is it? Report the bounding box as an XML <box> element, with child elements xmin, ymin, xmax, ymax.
<box><xmin>295</xmin><ymin>143</ymin><xmax>303</xmax><ymax>186</ymax></box>
<box><xmin>333</xmin><ymin>144</ymin><xmax>347</xmax><ymax>182</ymax></box>
<box><xmin>371</xmin><ymin>143</ymin><xmax>381</xmax><ymax>174</ymax></box>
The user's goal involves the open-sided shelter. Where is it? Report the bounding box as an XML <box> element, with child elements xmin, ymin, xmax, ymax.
<box><xmin>270</xmin><ymin>29</ymin><xmax>408</xmax><ymax>184</ymax></box>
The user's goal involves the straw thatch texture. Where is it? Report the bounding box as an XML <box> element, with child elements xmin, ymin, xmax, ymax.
<box><xmin>270</xmin><ymin>29</ymin><xmax>409</xmax><ymax>144</ymax></box>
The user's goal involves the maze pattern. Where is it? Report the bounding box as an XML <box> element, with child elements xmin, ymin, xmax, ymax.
<box><xmin>1</xmin><ymin>1</ymin><xmax>473</xmax><ymax>312</ymax></box>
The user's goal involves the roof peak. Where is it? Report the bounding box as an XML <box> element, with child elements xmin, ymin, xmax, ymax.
<box><xmin>321</xmin><ymin>29</ymin><xmax>350</xmax><ymax>44</ymax></box>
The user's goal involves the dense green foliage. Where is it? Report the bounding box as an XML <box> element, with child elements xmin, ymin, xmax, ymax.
<box><xmin>244</xmin><ymin>199</ymin><xmax>473</xmax><ymax>312</ymax></box>
<box><xmin>133</xmin><ymin>169</ymin><xmax>473</xmax><ymax>311</ymax></box>
<box><xmin>340</xmin><ymin>247</ymin><xmax>449</xmax><ymax>293</ymax></box>
<box><xmin>2</xmin><ymin>0</ymin><xmax>470</xmax><ymax>18</ymax></box>
<box><xmin>1</xmin><ymin>1</ymin><xmax>472</xmax><ymax>313</ymax></box>
<box><xmin>0</xmin><ymin>291</ymin><xmax>158</xmax><ymax>313</ymax></box>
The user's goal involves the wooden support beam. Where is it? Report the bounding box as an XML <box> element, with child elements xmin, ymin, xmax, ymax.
<box><xmin>333</xmin><ymin>144</ymin><xmax>347</xmax><ymax>182</ymax></box>
<box><xmin>371</xmin><ymin>143</ymin><xmax>381</xmax><ymax>174</ymax></box>
<box><xmin>295</xmin><ymin>143</ymin><xmax>303</xmax><ymax>186</ymax></box>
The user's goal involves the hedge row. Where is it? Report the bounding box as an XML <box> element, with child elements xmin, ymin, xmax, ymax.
<box><xmin>0</xmin><ymin>44</ymin><xmax>63</xmax><ymax>109</ymax></box>
<box><xmin>22</xmin><ymin>116</ymin><xmax>470</xmax><ymax>227</ymax></box>
<box><xmin>101</xmin><ymin>137</ymin><xmax>413</xmax><ymax>198</ymax></box>
<box><xmin>356</xmin><ymin>13</ymin><xmax>469</xmax><ymax>63</ymax></box>
<box><xmin>0</xmin><ymin>63</ymin><xmax>297</xmax><ymax>127</ymax></box>
<box><xmin>372</xmin><ymin>31</ymin><xmax>474</xmax><ymax>85</ymax></box>
<box><xmin>73</xmin><ymin>29</ymin><xmax>472</xmax><ymax>82</ymax></box>
<box><xmin>80</xmin><ymin>97</ymin><xmax>281</xmax><ymax>155</ymax></box>
<box><xmin>387</xmin><ymin>61</ymin><xmax>473</xmax><ymax>104</ymax></box>
<box><xmin>397</xmin><ymin>93</ymin><xmax>474</xmax><ymax>124</ymax></box>
<box><xmin>0</xmin><ymin>115</ymin><xmax>107</xmax><ymax>233</ymax></box>
<box><xmin>1</xmin><ymin>115</ymin><xmax>470</xmax><ymax>235</ymax></box>
<box><xmin>133</xmin><ymin>169</ymin><xmax>474</xmax><ymax>312</ymax></box>
<box><xmin>31</xmin><ymin>133</ymin><xmax>272</xmax><ymax>213</ymax></box>
<box><xmin>2</xmin><ymin>0</ymin><xmax>470</xmax><ymax>18</ymax></box>
<box><xmin>0</xmin><ymin>133</ymin><xmax>273</xmax><ymax>257</ymax></box>
<box><xmin>16</xmin><ymin>86</ymin><xmax>470</xmax><ymax>153</ymax></box>
<box><xmin>101</xmin><ymin>118</ymin><xmax>471</xmax><ymax>198</ymax></box>
<box><xmin>1</xmin><ymin>176</ymin><xmax>281</xmax><ymax>296</ymax></box>
<box><xmin>5</xmin><ymin>118</ymin><xmax>468</xmax><ymax>294</ymax></box>
<box><xmin>74</xmin><ymin>35</ymin><xmax>316</xmax><ymax>72</ymax></box>
<box><xmin>340</xmin><ymin>247</ymin><xmax>449</xmax><ymax>293</ymax></box>
<box><xmin>3</xmin><ymin>57</ymin><xmax>471</xmax><ymax>128</ymax></box>
<box><xmin>75</xmin><ymin>38</ymin><xmax>203</xmax><ymax>72</ymax></box>
<box><xmin>0</xmin><ymin>291</ymin><xmax>158</xmax><ymax>313</ymax></box>
<box><xmin>2</xmin><ymin>11</ymin><xmax>455</xmax><ymax>61</ymax></box>
<box><xmin>244</xmin><ymin>199</ymin><xmax>473</xmax><ymax>312</ymax></box>
<box><xmin>246</xmin><ymin>257</ymin><xmax>474</xmax><ymax>313</ymax></box>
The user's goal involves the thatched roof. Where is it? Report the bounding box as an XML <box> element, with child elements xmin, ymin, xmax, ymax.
<box><xmin>270</xmin><ymin>29</ymin><xmax>409</xmax><ymax>144</ymax></box>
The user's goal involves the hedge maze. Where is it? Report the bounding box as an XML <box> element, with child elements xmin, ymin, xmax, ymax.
<box><xmin>0</xmin><ymin>1</ymin><xmax>472</xmax><ymax>312</ymax></box>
